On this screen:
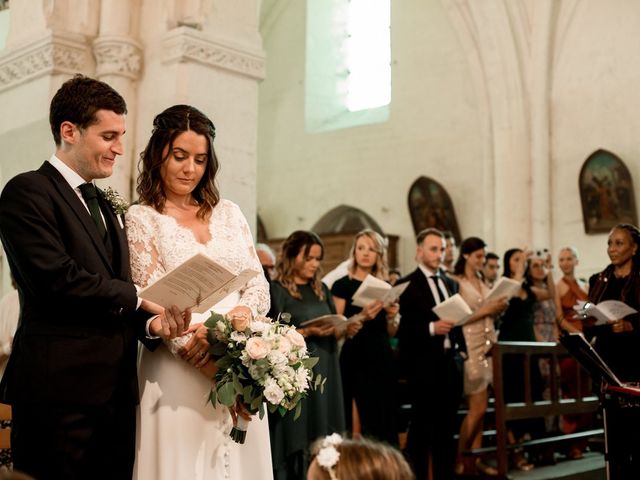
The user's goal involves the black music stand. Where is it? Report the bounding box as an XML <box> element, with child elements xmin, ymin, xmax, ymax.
<box><xmin>560</xmin><ymin>332</ymin><xmax>640</xmax><ymax>480</ymax></box>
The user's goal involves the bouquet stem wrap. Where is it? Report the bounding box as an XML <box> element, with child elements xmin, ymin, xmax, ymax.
<box><xmin>230</xmin><ymin>416</ymin><xmax>250</xmax><ymax>444</ymax></box>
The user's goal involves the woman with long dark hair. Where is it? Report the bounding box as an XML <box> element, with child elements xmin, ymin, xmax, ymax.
<box><xmin>453</xmin><ymin>237</ymin><xmax>507</xmax><ymax>476</ymax></box>
<box><xmin>127</xmin><ymin>104</ymin><xmax>272</xmax><ymax>479</ymax></box>
<box><xmin>268</xmin><ymin>231</ymin><xmax>346</xmax><ymax>479</ymax></box>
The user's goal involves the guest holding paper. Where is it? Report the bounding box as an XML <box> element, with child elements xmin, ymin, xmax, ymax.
<box><xmin>396</xmin><ymin>228</ymin><xmax>466</xmax><ymax>480</ymax></box>
<box><xmin>452</xmin><ymin>237</ymin><xmax>507</xmax><ymax>476</ymax></box>
<box><xmin>331</xmin><ymin>229</ymin><xmax>399</xmax><ymax>445</ymax></box>
<box><xmin>586</xmin><ymin>223</ymin><xmax>640</xmax><ymax>382</ymax></box>
<box><xmin>268</xmin><ymin>230</ymin><xmax>346</xmax><ymax>480</ymax></box>
<box><xmin>126</xmin><ymin>105</ymin><xmax>273</xmax><ymax>479</ymax></box>
<box><xmin>498</xmin><ymin>248</ymin><xmax>548</xmax><ymax>470</ymax></box>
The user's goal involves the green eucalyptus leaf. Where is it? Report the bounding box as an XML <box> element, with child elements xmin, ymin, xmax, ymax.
<box><xmin>217</xmin><ymin>382</ymin><xmax>237</xmax><ymax>407</ymax></box>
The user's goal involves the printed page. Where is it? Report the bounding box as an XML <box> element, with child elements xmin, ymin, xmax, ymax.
<box><xmin>299</xmin><ymin>314</ymin><xmax>348</xmax><ymax>328</ymax></box>
<box><xmin>485</xmin><ymin>277</ymin><xmax>522</xmax><ymax>301</ymax></box>
<box><xmin>592</xmin><ymin>300</ymin><xmax>637</xmax><ymax>325</ymax></box>
<box><xmin>351</xmin><ymin>274</ymin><xmax>392</xmax><ymax>308</ymax></box>
<box><xmin>431</xmin><ymin>293</ymin><xmax>473</xmax><ymax>326</ymax></box>
<box><xmin>138</xmin><ymin>252</ymin><xmax>259</xmax><ymax>314</ymax></box>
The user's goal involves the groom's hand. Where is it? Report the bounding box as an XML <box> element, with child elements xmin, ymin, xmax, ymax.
<box><xmin>149</xmin><ymin>305</ymin><xmax>191</xmax><ymax>339</ymax></box>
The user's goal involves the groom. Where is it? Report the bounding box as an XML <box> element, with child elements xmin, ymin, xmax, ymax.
<box><xmin>0</xmin><ymin>75</ymin><xmax>189</xmax><ymax>479</ymax></box>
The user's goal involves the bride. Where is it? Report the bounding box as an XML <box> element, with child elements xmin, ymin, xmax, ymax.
<box><xmin>126</xmin><ymin>104</ymin><xmax>273</xmax><ymax>479</ymax></box>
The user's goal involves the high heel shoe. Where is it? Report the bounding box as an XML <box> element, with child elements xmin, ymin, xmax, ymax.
<box><xmin>475</xmin><ymin>458</ymin><xmax>498</xmax><ymax>476</ymax></box>
<box><xmin>511</xmin><ymin>449</ymin><xmax>534</xmax><ymax>472</ymax></box>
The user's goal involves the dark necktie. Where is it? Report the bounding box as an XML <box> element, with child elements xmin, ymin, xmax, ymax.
<box><xmin>79</xmin><ymin>183</ymin><xmax>107</xmax><ymax>241</ymax></box>
<box><xmin>430</xmin><ymin>275</ymin><xmax>446</xmax><ymax>303</ymax></box>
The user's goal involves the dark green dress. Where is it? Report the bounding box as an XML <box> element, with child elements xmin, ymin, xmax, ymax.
<box><xmin>331</xmin><ymin>275</ymin><xmax>397</xmax><ymax>445</ymax></box>
<box><xmin>268</xmin><ymin>281</ymin><xmax>346</xmax><ymax>480</ymax></box>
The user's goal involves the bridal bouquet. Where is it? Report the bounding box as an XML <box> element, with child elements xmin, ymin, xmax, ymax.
<box><xmin>204</xmin><ymin>311</ymin><xmax>323</xmax><ymax>443</ymax></box>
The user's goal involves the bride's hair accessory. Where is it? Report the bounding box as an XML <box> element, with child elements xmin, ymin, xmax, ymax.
<box><xmin>316</xmin><ymin>433</ymin><xmax>343</xmax><ymax>480</ymax></box>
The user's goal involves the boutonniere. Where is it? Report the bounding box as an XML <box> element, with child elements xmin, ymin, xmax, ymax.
<box><xmin>102</xmin><ymin>187</ymin><xmax>129</xmax><ymax>215</ymax></box>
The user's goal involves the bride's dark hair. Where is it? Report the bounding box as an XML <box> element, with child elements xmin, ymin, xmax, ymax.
<box><xmin>136</xmin><ymin>104</ymin><xmax>220</xmax><ymax>218</ymax></box>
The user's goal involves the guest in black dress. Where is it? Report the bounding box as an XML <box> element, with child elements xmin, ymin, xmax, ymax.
<box><xmin>587</xmin><ymin>223</ymin><xmax>640</xmax><ymax>383</ymax></box>
<box><xmin>268</xmin><ymin>231</ymin><xmax>346</xmax><ymax>480</ymax></box>
<box><xmin>330</xmin><ymin>229</ymin><xmax>399</xmax><ymax>445</ymax></box>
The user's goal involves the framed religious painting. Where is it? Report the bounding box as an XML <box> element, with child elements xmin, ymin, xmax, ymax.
<box><xmin>579</xmin><ymin>149</ymin><xmax>638</xmax><ymax>234</ymax></box>
<box><xmin>407</xmin><ymin>176</ymin><xmax>461</xmax><ymax>241</ymax></box>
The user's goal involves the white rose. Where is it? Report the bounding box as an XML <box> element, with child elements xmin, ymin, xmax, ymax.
<box><xmin>264</xmin><ymin>377</ymin><xmax>285</xmax><ymax>405</ymax></box>
<box><xmin>268</xmin><ymin>350</ymin><xmax>288</xmax><ymax>367</ymax></box>
<box><xmin>285</xmin><ymin>329</ymin><xmax>306</xmax><ymax>349</ymax></box>
<box><xmin>230</xmin><ymin>331</ymin><xmax>247</xmax><ymax>343</ymax></box>
<box><xmin>245</xmin><ymin>337</ymin><xmax>269</xmax><ymax>360</ymax></box>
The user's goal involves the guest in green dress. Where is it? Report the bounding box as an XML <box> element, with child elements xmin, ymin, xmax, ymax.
<box><xmin>268</xmin><ymin>231</ymin><xmax>346</xmax><ymax>480</ymax></box>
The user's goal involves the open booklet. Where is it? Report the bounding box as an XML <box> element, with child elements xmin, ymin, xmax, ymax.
<box><xmin>138</xmin><ymin>252</ymin><xmax>259</xmax><ymax>314</ymax></box>
<box><xmin>573</xmin><ymin>300</ymin><xmax>638</xmax><ymax>326</ymax></box>
<box><xmin>432</xmin><ymin>293</ymin><xmax>473</xmax><ymax>326</ymax></box>
<box><xmin>351</xmin><ymin>274</ymin><xmax>409</xmax><ymax>308</ymax></box>
<box><xmin>299</xmin><ymin>313</ymin><xmax>364</xmax><ymax>334</ymax></box>
<box><xmin>485</xmin><ymin>276</ymin><xmax>522</xmax><ymax>301</ymax></box>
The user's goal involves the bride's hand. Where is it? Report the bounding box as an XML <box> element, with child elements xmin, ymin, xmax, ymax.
<box><xmin>180</xmin><ymin>323</ymin><xmax>210</xmax><ymax>368</ymax></box>
<box><xmin>228</xmin><ymin>399</ymin><xmax>253</xmax><ymax>426</ymax></box>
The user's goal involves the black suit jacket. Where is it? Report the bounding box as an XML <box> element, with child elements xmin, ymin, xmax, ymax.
<box><xmin>0</xmin><ymin>161</ymin><xmax>151</xmax><ymax>406</ymax></box>
<box><xmin>396</xmin><ymin>268</ymin><xmax>466</xmax><ymax>384</ymax></box>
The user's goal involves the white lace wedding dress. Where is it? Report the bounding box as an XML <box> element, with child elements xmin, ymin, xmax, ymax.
<box><xmin>126</xmin><ymin>200</ymin><xmax>273</xmax><ymax>480</ymax></box>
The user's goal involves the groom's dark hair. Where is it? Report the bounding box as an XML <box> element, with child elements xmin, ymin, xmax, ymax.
<box><xmin>49</xmin><ymin>74</ymin><xmax>127</xmax><ymax>146</ymax></box>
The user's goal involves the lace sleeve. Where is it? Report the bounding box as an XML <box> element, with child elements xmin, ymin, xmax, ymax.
<box><xmin>125</xmin><ymin>206</ymin><xmax>165</xmax><ymax>288</ymax></box>
<box><xmin>126</xmin><ymin>206</ymin><xmax>190</xmax><ymax>356</ymax></box>
<box><xmin>229</xmin><ymin>203</ymin><xmax>270</xmax><ymax>316</ymax></box>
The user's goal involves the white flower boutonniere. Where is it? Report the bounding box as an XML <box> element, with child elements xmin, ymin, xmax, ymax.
<box><xmin>103</xmin><ymin>187</ymin><xmax>129</xmax><ymax>215</ymax></box>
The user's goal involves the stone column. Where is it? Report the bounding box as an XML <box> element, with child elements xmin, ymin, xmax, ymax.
<box><xmin>93</xmin><ymin>0</ymin><xmax>143</xmax><ymax>199</ymax></box>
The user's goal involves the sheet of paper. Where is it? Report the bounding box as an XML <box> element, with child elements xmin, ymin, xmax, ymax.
<box><xmin>299</xmin><ymin>314</ymin><xmax>348</xmax><ymax>328</ymax></box>
<box><xmin>431</xmin><ymin>293</ymin><xmax>473</xmax><ymax>326</ymax></box>
<box><xmin>351</xmin><ymin>274</ymin><xmax>392</xmax><ymax>308</ymax></box>
<box><xmin>485</xmin><ymin>277</ymin><xmax>522</xmax><ymax>301</ymax></box>
<box><xmin>576</xmin><ymin>300</ymin><xmax>638</xmax><ymax>326</ymax></box>
<box><xmin>380</xmin><ymin>282</ymin><xmax>409</xmax><ymax>305</ymax></box>
<box><xmin>138</xmin><ymin>252</ymin><xmax>259</xmax><ymax>314</ymax></box>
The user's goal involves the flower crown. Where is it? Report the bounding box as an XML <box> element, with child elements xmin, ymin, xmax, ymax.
<box><xmin>315</xmin><ymin>433</ymin><xmax>343</xmax><ymax>480</ymax></box>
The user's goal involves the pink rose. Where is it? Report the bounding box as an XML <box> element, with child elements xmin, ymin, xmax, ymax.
<box><xmin>230</xmin><ymin>312</ymin><xmax>250</xmax><ymax>332</ymax></box>
<box><xmin>245</xmin><ymin>337</ymin><xmax>269</xmax><ymax>360</ymax></box>
<box><xmin>285</xmin><ymin>329</ymin><xmax>306</xmax><ymax>349</ymax></box>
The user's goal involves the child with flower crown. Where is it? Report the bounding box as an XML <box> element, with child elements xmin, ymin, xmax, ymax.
<box><xmin>307</xmin><ymin>434</ymin><xmax>414</xmax><ymax>480</ymax></box>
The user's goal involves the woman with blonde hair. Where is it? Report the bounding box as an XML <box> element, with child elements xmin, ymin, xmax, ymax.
<box><xmin>268</xmin><ymin>231</ymin><xmax>346</xmax><ymax>479</ymax></box>
<box><xmin>331</xmin><ymin>229</ymin><xmax>400</xmax><ymax>445</ymax></box>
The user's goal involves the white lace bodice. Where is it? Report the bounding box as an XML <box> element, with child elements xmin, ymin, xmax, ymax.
<box><xmin>126</xmin><ymin>199</ymin><xmax>270</xmax><ymax>317</ymax></box>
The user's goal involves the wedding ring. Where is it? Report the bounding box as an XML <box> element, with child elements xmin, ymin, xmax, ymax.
<box><xmin>199</xmin><ymin>352</ymin><xmax>206</xmax><ymax>358</ymax></box>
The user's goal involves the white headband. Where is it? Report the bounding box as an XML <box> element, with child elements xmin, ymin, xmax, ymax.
<box><xmin>316</xmin><ymin>433</ymin><xmax>343</xmax><ymax>480</ymax></box>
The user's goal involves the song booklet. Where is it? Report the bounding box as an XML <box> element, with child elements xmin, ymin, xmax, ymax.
<box><xmin>351</xmin><ymin>274</ymin><xmax>409</xmax><ymax>308</ymax></box>
<box><xmin>138</xmin><ymin>252</ymin><xmax>259</xmax><ymax>314</ymax></box>
<box><xmin>573</xmin><ymin>300</ymin><xmax>638</xmax><ymax>326</ymax></box>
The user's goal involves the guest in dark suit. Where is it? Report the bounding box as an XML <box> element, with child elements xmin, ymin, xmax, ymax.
<box><xmin>0</xmin><ymin>75</ymin><xmax>188</xmax><ymax>480</ymax></box>
<box><xmin>397</xmin><ymin>228</ymin><xmax>466</xmax><ymax>480</ymax></box>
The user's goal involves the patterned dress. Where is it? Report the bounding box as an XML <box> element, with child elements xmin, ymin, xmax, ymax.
<box><xmin>126</xmin><ymin>200</ymin><xmax>273</xmax><ymax>480</ymax></box>
<box><xmin>457</xmin><ymin>278</ymin><xmax>496</xmax><ymax>395</ymax></box>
